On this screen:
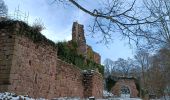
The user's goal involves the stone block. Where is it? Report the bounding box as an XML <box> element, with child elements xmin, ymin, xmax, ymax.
<box><xmin>0</xmin><ymin>85</ymin><xmax>8</xmax><ymax>92</ymax></box>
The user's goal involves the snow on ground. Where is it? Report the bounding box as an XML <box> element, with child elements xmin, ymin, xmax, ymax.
<box><xmin>103</xmin><ymin>98</ymin><xmax>142</xmax><ymax>100</ymax></box>
<box><xmin>103</xmin><ymin>91</ymin><xmax>114</xmax><ymax>97</ymax></box>
<box><xmin>0</xmin><ymin>92</ymin><xmax>81</xmax><ymax>100</ymax></box>
<box><xmin>0</xmin><ymin>92</ymin><xmax>46</xmax><ymax>100</ymax></box>
<box><xmin>0</xmin><ymin>92</ymin><xmax>143</xmax><ymax>100</ymax></box>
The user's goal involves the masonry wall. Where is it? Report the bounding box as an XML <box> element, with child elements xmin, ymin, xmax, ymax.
<box><xmin>7</xmin><ymin>33</ymin><xmax>85</xmax><ymax>99</ymax></box>
<box><xmin>72</xmin><ymin>22</ymin><xmax>87</xmax><ymax>56</ymax></box>
<box><xmin>83</xmin><ymin>71</ymin><xmax>103</xmax><ymax>99</ymax></box>
<box><xmin>91</xmin><ymin>72</ymin><xmax>103</xmax><ymax>98</ymax></box>
<box><xmin>71</xmin><ymin>22</ymin><xmax>101</xmax><ymax>64</ymax></box>
<box><xmin>0</xmin><ymin>21</ymin><xmax>103</xmax><ymax>99</ymax></box>
<box><xmin>8</xmin><ymin>34</ymin><xmax>58</xmax><ymax>99</ymax></box>
<box><xmin>93</xmin><ymin>51</ymin><xmax>101</xmax><ymax>64</ymax></box>
<box><xmin>0</xmin><ymin>25</ymin><xmax>15</xmax><ymax>92</ymax></box>
<box><xmin>55</xmin><ymin>59</ymin><xmax>84</xmax><ymax>98</ymax></box>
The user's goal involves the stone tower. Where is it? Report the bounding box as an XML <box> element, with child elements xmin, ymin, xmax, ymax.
<box><xmin>72</xmin><ymin>22</ymin><xmax>87</xmax><ymax>56</ymax></box>
<box><xmin>72</xmin><ymin>22</ymin><xmax>86</xmax><ymax>44</ymax></box>
<box><xmin>71</xmin><ymin>22</ymin><xmax>101</xmax><ymax>64</ymax></box>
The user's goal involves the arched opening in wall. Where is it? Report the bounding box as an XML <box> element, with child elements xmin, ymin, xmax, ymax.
<box><xmin>120</xmin><ymin>86</ymin><xmax>130</xmax><ymax>98</ymax></box>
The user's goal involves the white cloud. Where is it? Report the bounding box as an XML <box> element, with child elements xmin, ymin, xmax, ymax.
<box><xmin>41</xmin><ymin>26</ymin><xmax>72</xmax><ymax>42</ymax></box>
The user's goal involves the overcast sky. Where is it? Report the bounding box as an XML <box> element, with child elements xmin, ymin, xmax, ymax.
<box><xmin>5</xmin><ymin>0</ymin><xmax>135</xmax><ymax>63</ymax></box>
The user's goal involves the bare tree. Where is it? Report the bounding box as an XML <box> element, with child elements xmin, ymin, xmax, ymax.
<box><xmin>143</xmin><ymin>0</ymin><xmax>170</xmax><ymax>47</ymax></box>
<box><xmin>135</xmin><ymin>47</ymin><xmax>170</xmax><ymax>99</ymax></box>
<box><xmin>53</xmin><ymin>0</ymin><xmax>159</xmax><ymax>44</ymax></box>
<box><xmin>134</xmin><ymin>48</ymin><xmax>151</xmax><ymax>98</ymax></box>
<box><xmin>127</xmin><ymin>57</ymin><xmax>141</xmax><ymax>77</ymax></box>
<box><xmin>0</xmin><ymin>0</ymin><xmax>8</xmax><ymax>17</ymax></box>
<box><xmin>114</xmin><ymin>58</ymin><xmax>134</xmax><ymax>77</ymax></box>
<box><xmin>146</xmin><ymin>48</ymin><xmax>170</xmax><ymax>99</ymax></box>
<box><xmin>104</xmin><ymin>57</ymin><xmax>140</xmax><ymax>78</ymax></box>
<box><xmin>103</xmin><ymin>58</ymin><xmax>114</xmax><ymax>78</ymax></box>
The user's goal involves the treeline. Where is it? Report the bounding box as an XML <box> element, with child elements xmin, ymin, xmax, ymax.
<box><xmin>104</xmin><ymin>47</ymin><xmax>170</xmax><ymax>98</ymax></box>
<box><xmin>104</xmin><ymin>48</ymin><xmax>170</xmax><ymax>97</ymax></box>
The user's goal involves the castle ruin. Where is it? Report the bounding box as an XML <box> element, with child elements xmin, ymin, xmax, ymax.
<box><xmin>71</xmin><ymin>22</ymin><xmax>101</xmax><ymax>64</ymax></box>
<box><xmin>0</xmin><ymin>20</ymin><xmax>103</xmax><ymax>99</ymax></box>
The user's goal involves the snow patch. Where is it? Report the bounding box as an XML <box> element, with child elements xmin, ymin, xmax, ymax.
<box><xmin>0</xmin><ymin>92</ymin><xmax>143</xmax><ymax>100</ymax></box>
<box><xmin>103</xmin><ymin>91</ymin><xmax>114</xmax><ymax>97</ymax></box>
<box><xmin>0</xmin><ymin>92</ymin><xmax>46</xmax><ymax>100</ymax></box>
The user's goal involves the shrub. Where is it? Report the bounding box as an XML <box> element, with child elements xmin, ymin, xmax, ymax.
<box><xmin>56</xmin><ymin>41</ymin><xmax>104</xmax><ymax>75</ymax></box>
<box><xmin>32</xmin><ymin>18</ymin><xmax>45</xmax><ymax>32</ymax></box>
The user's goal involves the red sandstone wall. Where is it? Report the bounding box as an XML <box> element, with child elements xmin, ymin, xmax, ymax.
<box><xmin>0</xmin><ymin>27</ymin><xmax>15</xmax><ymax>91</ymax></box>
<box><xmin>55</xmin><ymin>59</ymin><xmax>84</xmax><ymax>98</ymax></box>
<box><xmin>92</xmin><ymin>72</ymin><xmax>103</xmax><ymax>98</ymax></box>
<box><xmin>111</xmin><ymin>79</ymin><xmax>138</xmax><ymax>98</ymax></box>
<box><xmin>93</xmin><ymin>51</ymin><xmax>101</xmax><ymax>64</ymax></box>
<box><xmin>8</xmin><ymin>35</ymin><xmax>58</xmax><ymax>99</ymax></box>
<box><xmin>0</xmin><ymin>22</ymin><xmax>103</xmax><ymax>99</ymax></box>
<box><xmin>71</xmin><ymin>22</ymin><xmax>101</xmax><ymax>64</ymax></box>
<box><xmin>7</xmin><ymin>35</ymin><xmax>86</xmax><ymax>99</ymax></box>
<box><xmin>83</xmin><ymin>71</ymin><xmax>103</xmax><ymax>99</ymax></box>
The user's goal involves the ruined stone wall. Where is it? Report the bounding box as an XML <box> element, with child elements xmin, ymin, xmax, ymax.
<box><xmin>8</xmin><ymin>34</ymin><xmax>58</xmax><ymax>99</ymax></box>
<box><xmin>93</xmin><ymin>51</ymin><xmax>101</xmax><ymax>64</ymax></box>
<box><xmin>87</xmin><ymin>45</ymin><xmax>94</xmax><ymax>60</ymax></box>
<box><xmin>91</xmin><ymin>72</ymin><xmax>103</xmax><ymax>98</ymax></box>
<box><xmin>55</xmin><ymin>59</ymin><xmax>84</xmax><ymax>98</ymax></box>
<box><xmin>0</xmin><ymin>26</ymin><xmax>15</xmax><ymax>92</ymax></box>
<box><xmin>72</xmin><ymin>22</ymin><xmax>87</xmax><ymax>56</ymax></box>
<box><xmin>72</xmin><ymin>22</ymin><xmax>86</xmax><ymax>44</ymax></box>
<box><xmin>6</xmin><ymin>33</ymin><xmax>85</xmax><ymax>99</ymax></box>
<box><xmin>83</xmin><ymin>71</ymin><xmax>103</xmax><ymax>99</ymax></box>
<box><xmin>0</xmin><ymin>21</ymin><xmax>103</xmax><ymax>99</ymax></box>
<box><xmin>111</xmin><ymin>79</ymin><xmax>138</xmax><ymax>98</ymax></box>
<box><xmin>71</xmin><ymin>22</ymin><xmax>101</xmax><ymax>64</ymax></box>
